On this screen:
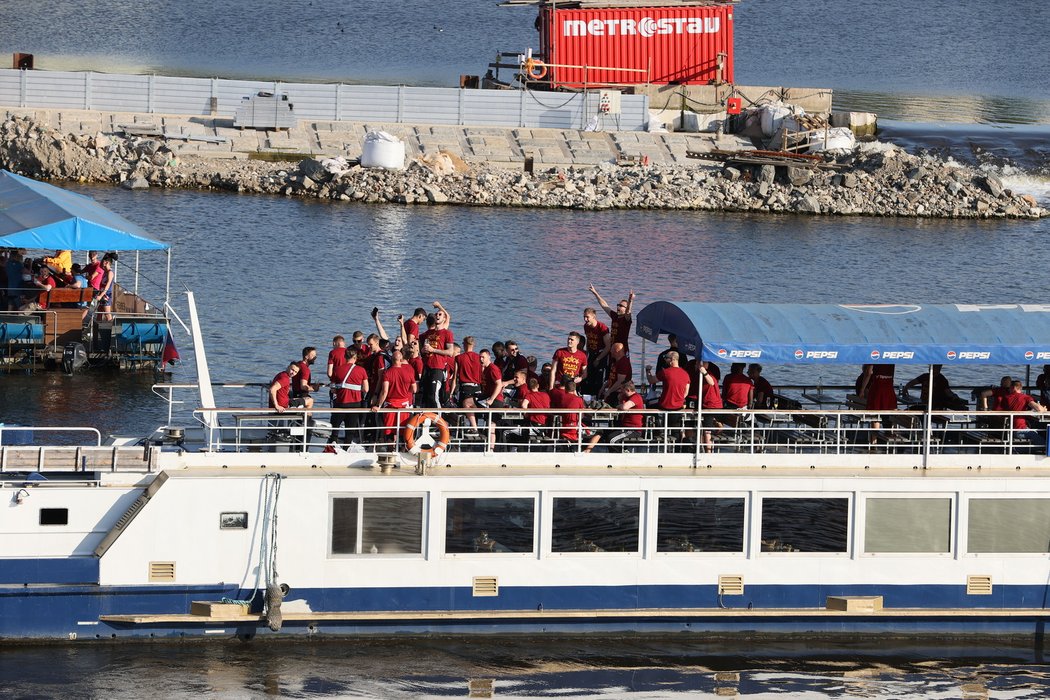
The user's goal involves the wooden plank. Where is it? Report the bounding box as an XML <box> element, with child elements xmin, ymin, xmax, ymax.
<box><xmin>99</xmin><ymin>606</ymin><xmax>1050</xmax><ymax>625</ymax></box>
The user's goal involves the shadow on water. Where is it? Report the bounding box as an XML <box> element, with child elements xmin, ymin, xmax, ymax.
<box><xmin>3</xmin><ymin>636</ymin><xmax>1050</xmax><ymax>697</ymax></box>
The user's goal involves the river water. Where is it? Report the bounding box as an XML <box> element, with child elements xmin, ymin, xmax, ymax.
<box><xmin>3</xmin><ymin>0</ymin><xmax>1050</xmax><ymax>696</ymax></box>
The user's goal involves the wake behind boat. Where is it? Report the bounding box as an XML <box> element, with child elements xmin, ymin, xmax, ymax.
<box><xmin>1</xmin><ymin>297</ymin><xmax>1049</xmax><ymax>642</ymax></box>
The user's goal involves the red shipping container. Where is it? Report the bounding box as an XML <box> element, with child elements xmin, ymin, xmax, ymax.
<box><xmin>538</xmin><ymin>4</ymin><xmax>734</xmax><ymax>87</ymax></box>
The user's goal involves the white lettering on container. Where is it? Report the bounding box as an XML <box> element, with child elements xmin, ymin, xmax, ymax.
<box><xmin>563</xmin><ymin>16</ymin><xmax>721</xmax><ymax>38</ymax></box>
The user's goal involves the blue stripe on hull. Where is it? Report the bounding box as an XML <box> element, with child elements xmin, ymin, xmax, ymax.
<box><xmin>3</xmin><ymin>583</ymin><xmax>1050</xmax><ymax>641</ymax></box>
<box><xmin>0</xmin><ymin>557</ymin><xmax>98</xmax><ymax>584</ymax></box>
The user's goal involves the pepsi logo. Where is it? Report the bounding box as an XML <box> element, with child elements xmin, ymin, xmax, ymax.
<box><xmin>946</xmin><ymin>350</ymin><xmax>957</xmax><ymax>360</ymax></box>
<box><xmin>717</xmin><ymin>348</ymin><xmax>728</xmax><ymax>358</ymax></box>
<box><xmin>1025</xmin><ymin>351</ymin><xmax>1035</xmax><ymax>361</ymax></box>
<box><xmin>794</xmin><ymin>349</ymin><xmax>804</xmax><ymax>360</ymax></box>
<box><xmin>870</xmin><ymin>350</ymin><xmax>880</xmax><ymax>360</ymax></box>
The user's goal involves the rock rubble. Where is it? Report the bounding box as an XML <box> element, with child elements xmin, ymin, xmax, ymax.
<box><xmin>0</xmin><ymin>116</ymin><xmax>1044</xmax><ymax>220</ymax></box>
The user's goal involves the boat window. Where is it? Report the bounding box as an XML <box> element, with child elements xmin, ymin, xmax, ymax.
<box><xmin>968</xmin><ymin>499</ymin><xmax>1050</xmax><ymax>553</ymax></box>
<box><xmin>331</xmin><ymin>496</ymin><xmax>424</xmax><ymax>556</ymax></box>
<box><xmin>657</xmin><ymin>497</ymin><xmax>745</xmax><ymax>552</ymax></box>
<box><xmin>761</xmin><ymin>497</ymin><xmax>848</xmax><ymax>553</ymax></box>
<box><xmin>552</xmin><ymin>497</ymin><xmax>639</xmax><ymax>553</ymax></box>
<box><xmin>865</xmin><ymin>498</ymin><xmax>951</xmax><ymax>553</ymax></box>
<box><xmin>39</xmin><ymin>508</ymin><xmax>68</xmax><ymax>526</ymax></box>
<box><xmin>445</xmin><ymin>498</ymin><xmax>535</xmax><ymax>554</ymax></box>
<box><xmin>219</xmin><ymin>512</ymin><xmax>248</xmax><ymax>529</ymax></box>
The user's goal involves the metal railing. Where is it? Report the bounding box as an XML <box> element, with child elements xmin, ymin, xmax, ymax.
<box><xmin>186</xmin><ymin>405</ymin><xmax>1049</xmax><ymax>459</ymax></box>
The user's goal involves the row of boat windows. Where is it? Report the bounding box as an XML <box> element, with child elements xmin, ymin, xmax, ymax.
<box><xmin>325</xmin><ymin>496</ymin><xmax>1050</xmax><ymax>556</ymax></box>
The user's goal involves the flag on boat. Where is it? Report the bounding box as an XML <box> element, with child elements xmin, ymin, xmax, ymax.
<box><xmin>161</xmin><ymin>328</ymin><xmax>180</xmax><ymax>366</ymax></box>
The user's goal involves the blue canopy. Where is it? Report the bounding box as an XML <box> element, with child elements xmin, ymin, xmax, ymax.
<box><xmin>636</xmin><ymin>302</ymin><xmax>1050</xmax><ymax>365</ymax></box>
<box><xmin>0</xmin><ymin>170</ymin><xmax>167</xmax><ymax>251</ymax></box>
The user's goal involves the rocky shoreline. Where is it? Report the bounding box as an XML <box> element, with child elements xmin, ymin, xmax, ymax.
<box><xmin>1</xmin><ymin>116</ymin><xmax>1044</xmax><ymax>219</ymax></box>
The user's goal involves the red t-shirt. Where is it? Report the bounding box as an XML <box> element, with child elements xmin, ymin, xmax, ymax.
<box><xmin>84</xmin><ymin>261</ymin><xmax>102</xmax><ymax>291</ymax></box>
<box><xmin>702</xmin><ymin>374</ymin><xmax>723</xmax><ymax>409</ymax></box>
<box><xmin>523</xmin><ymin>389</ymin><xmax>551</xmax><ymax>426</ymax></box>
<box><xmin>609</xmin><ymin>312</ymin><xmax>632</xmax><ymax>348</ymax></box>
<box><xmin>620</xmin><ymin>392</ymin><xmax>645</xmax><ymax>428</ymax></box>
<box><xmin>456</xmin><ymin>351</ymin><xmax>482</xmax><ymax>385</ymax></box>
<box><xmin>383</xmin><ymin>364</ymin><xmax>416</xmax><ymax>405</ymax></box>
<box><xmin>656</xmin><ymin>366</ymin><xmax>690</xmax><ymax>410</ymax></box>
<box><xmin>753</xmin><ymin>376</ymin><xmax>774</xmax><ymax>407</ymax></box>
<box><xmin>403</xmin><ymin>318</ymin><xmax>420</xmax><ymax>341</ymax></box>
<box><xmin>552</xmin><ymin>348</ymin><xmax>588</xmax><ymax>380</ymax></box>
<box><xmin>269</xmin><ymin>371</ymin><xmax>292</xmax><ymax>409</ymax></box>
<box><xmin>408</xmin><ymin>355</ymin><xmax>424</xmax><ymax>380</ymax></box>
<box><xmin>482</xmin><ymin>363</ymin><xmax>503</xmax><ymax>398</ymax></box>
<box><xmin>422</xmin><ymin>328</ymin><xmax>453</xmax><ymax>370</ymax></box>
<box><xmin>327</xmin><ymin>347</ymin><xmax>345</xmax><ymax>380</ymax></box>
<box><xmin>992</xmin><ymin>386</ymin><xmax>1011</xmax><ymax>411</ymax></box>
<box><xmin>1002</xmin><ymin>391</ymin><xmax>1037</xmax><ymax>430</ymax></box>
<box><xmin>364</xmin><ymin>352</ymin><xmax>388</xmax><ymax>391</ymax></box>
<box><xmin>723</xmin><ymin>373</ymin><xmax>754</xmax><ymax>408</ymax></box>
<box><xmin>553</xmin><ymin>390</ymin><xmax>585</xmax><ymax>440</ymax></box>
<box><xmin>606</xmin><ymin>355</ymin><xmax>633</xmax><ymax>388</ymax></box>
<box><xmin>292</xmin><ymin>360</ymin><xmax>312</xmax><ymax>397</ymax></box>
<box><xmin>334</xmin><ymin>363</ymin><xmax>368</xmax><ymax>404</ymax></box>
<box><xmin>584</xmin><ymin>321</ymin><xmax>609</xmax><ymax>353</ymax></box>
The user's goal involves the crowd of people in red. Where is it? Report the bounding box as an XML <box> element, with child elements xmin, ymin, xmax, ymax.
<box><xmin>265</xmin><ymin>286</ymin><xmax>785</xmax><ymax>453</ymax></box>
<box><xmin>1</xmin><ymin>248</ymin><xmax>116</xmax><ymax>319</ymax></box>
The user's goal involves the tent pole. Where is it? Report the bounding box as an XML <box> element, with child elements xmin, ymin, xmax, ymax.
<box><xmin>922</xmin><ymin>363</ymin><xmax>934</xmax><ymax>470</ymax></box>
<box><xmin>165</xmin><ymin>249</ymin><xmax>171</xmax><ymax>312</ymax></box>
<box><xmin>134</xmin><ymin>251</ymin><xmax>140</xmax><ymax>296</ymax></box>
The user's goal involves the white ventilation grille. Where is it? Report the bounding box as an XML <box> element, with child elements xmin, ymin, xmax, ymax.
<box><xmin>149</xmin><ymin>561</ymin><xmax>175</xmax><ymax>582</ymax></box>
<box><xmin>967</xmin><ymin>575</ymin><xmax>992</xmax><ymax>595</ymax></box>
<box><xmin>472</xmin><ymin>576</ymin><xmax>499</xmax><ymax>597</ymax></box>
<box><xmin>718</xmin><ymin>575</ymin><xmax>744</xmax><ymax>596</ymax></box>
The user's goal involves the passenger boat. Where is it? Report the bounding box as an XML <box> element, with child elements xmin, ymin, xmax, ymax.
<box><xmin>1</xmin><ymin>297</ymin><xmax>1049</xmax><ymax>642</ymax></box>
<box><xmin>0</xmin><ymin>171</ymin><xmax>172</xmax><ymax>372</ymax></box>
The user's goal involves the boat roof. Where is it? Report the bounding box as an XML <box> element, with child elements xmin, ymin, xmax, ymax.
<box><xmin>0</xmin><ymin>170</ymin><xmax>168</xmax><ymax>251</ymax></box>
<box><xmin>636</xmin><ymin>302</ymin><xmax>1050</xmax><ymax>365</ymax></box>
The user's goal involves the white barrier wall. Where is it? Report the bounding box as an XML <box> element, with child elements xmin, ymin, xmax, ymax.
<box><xmin>0</xmin><ymin>70</ymin><xmax>649</xmax><ymax>131</ymax></box>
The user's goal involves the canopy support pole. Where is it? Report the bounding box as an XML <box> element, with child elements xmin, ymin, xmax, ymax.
<box><xmin>164</xmin><ymin>249</ymin><xmax>171</xmax><ymax>313</ymax></box>
<box><xmin>922</xmin><ymin>363</ymin><xmax>934</xmax><ymax>469</ymax></box>
<box><xmin>134</xmin><ymin>251</ymin><xmax>140</xmax><ymax>296</ymax></box>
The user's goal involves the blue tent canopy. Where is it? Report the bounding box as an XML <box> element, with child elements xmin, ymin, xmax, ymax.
<box><xmin>636</xmin><ymin>302</ymin><xmax>1050</xmax><ymax>365</ymax></box>
<box><xmin>0</xmin><ymin>170</ymin><xmax>167</xmax><ymax>251</ymax></box>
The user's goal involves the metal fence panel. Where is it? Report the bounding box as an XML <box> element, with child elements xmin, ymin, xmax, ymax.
<box><xmin>0</xmin><ymin>71</ymin><xmax>19</xmax><ymax>107</ymax></box>
<box><xmin>90</xmin><ymin>73</ymin><xmax>150</xmax><ymax>112</ymax></box>
<box><xmin>0</xmin><ymin>69</ymin><xmax>649</xmax><ymax>130</ymax></box>
<box><xmin>281</xmin><ymin>83</ymin><xmax>338</xmax><ymax>121</ymax></box>
<box><xmin>24</xmin><ymin>71</ymin><xmax>87</xmax><ymax>109</ymax></box>
<box><xmin>153</xmin><ymin>75</ymin><xmax>212</xmax><ymax>115</ymax></box>
<box><xmin>339</xmin><ymin>85</ymin><xmax>400</xmax><ymax>123</ymax></box>
<box><xmin>402</xmin><ymin>87</ymin><xmax>459</xmax><ymax>125</ymax></box>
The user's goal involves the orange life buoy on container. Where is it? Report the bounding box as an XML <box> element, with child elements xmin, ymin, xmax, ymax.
<box><xmin>524</xmin><ymin>58</ymin><xmax>548</xmax><ymax>80</ymax></box>
<box><xmin>403</xmin><ymin>412</ymin><xmax>451</xmax><ymax>457</ymax></box>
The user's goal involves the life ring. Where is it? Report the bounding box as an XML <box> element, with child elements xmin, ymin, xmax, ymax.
<box><xmin>403</xmin><ymin>412</ymin><xmax>450</xmax><ymax>457</ymax></box>
<box><xmin>524</xmin><ymin>58</ymin><xmax>547</xmax><ymax>80</ymax></box>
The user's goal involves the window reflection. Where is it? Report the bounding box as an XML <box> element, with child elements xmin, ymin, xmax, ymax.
<box><xmin>552</xmin><ymin>497</ymin><xmax>640</xmax><ymax>553</ymax></box>
<box><xmin>445</xmin><ymin>498</ymin><xmax>535</xmax><ymax>554</ymax></box>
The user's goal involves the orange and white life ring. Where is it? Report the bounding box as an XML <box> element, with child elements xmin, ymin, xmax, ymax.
<box><xmin>524</xmin><ymin>58</ymin><xmax>548</xmax><ymax>80</ymax></box>
<box><xmin>403</xmin><ymin>412</ymin><xmax>450</xmax><ymax>456</ymax></box>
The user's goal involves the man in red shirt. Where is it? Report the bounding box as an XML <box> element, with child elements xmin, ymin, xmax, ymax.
<box><xmin>479</xmin><ymin>349</ymin><xmax>509</xmax><ymax>408</ymax></box>
<box><xmin>645</xmin><ymin>351</ymin><xmax>690</xmax><ymax>446</ymax></box>
<box><xmin>420</xmin><ymin>313</ymin><xmax>454</xmax><ymax>408</ymax></box>
<box><xmin>1002</xmin><ymin>381</ymin><xmax>1047</xmax><ymax>436</ymax></box>
<box><xmin>291</xmin><ymin>346</ymin><xmax>320</xmax><ymax>408</ymax></box>
<box><xmin>269</xmin><ymin>361</ymin><xmax>303</xmax><ymax>412</ymax></box>
<box><xmin>401</xmin><ymin>307</ymin><xmax>427</xmax><ymax>343</ymax></box>
<box><xmin>521</xmin><ymin>377</ymin><xmax>551</xmax><ymax>430</ymax></box>
<box><xmin>455</xmin><ymin>336</ymin><xmax>484</xmax><ymax>436</ymax></box>
<box><xmin>550</xmin><ymin>332</ymin><xmax>588</xmax><ymax>390</ymax></box>
<box><xmin>330</xmin><ymin>347</ymin><xmax>370</xmax><ymax>446</ymax></box>
<box><xmin>748</xmin><ymin>363</ymin><xmax>775</xmax><ymax>409</ymax></box>
<box><xmin>599</xmin><ymin>342</ymin><xmax>632</xmax><ymax>403</ymax></box>
<box><xmin>551</xmin><ymin>377</ymin><xmax>601</xmax><ymax>451</ymax></box>
<box><xmin>582</xmin><ymin>307</ymin><xmax>611</xmax><ymax>396</ymax></box>
<box><xmin>371</xmin><ymin>348</ymin><xmax>418</xmax><ymax>448</ymax></box>
<box><xmin>589</xmin><ymin>284</ymin><xmax>635</xmax><ymax>354</ymax></box>
<box><xmin>327</xmin><ymin>336</ymin><xmax>346</xmax><ymax>383</ymax></box>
